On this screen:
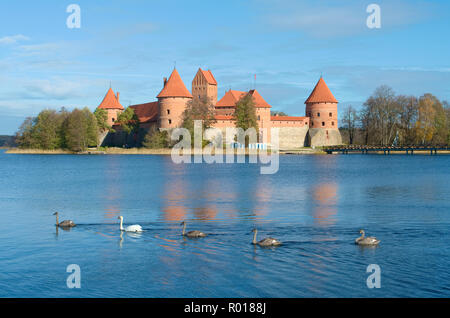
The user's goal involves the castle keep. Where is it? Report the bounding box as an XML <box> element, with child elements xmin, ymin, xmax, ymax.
<box><xmin>97</xmin><ymin>68</ymin><xmax>342</xmax><ymax>149</ymax></box>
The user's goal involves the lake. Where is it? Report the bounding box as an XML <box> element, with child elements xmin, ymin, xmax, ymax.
<box><xmin>0</xmin><ymin>149</ymin><xmax>449</xmax><ymax>297</ymax></box>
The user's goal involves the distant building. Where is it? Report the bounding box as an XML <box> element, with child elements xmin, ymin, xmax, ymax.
<box><xmin>97</xmin><ymin>67</ymin><xmax>342</xmax><ymax>148</ymax></box>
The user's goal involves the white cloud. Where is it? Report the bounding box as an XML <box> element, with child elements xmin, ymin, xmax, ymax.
<box><xmin>0</xmin><ymin>34</ymin><xmax>30</xmax><ymax>45</ymax></box>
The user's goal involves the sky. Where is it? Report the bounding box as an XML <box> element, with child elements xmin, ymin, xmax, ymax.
<box><xmin>0</xmin><ymin>0</ymin><xmax>449</xmax><ymax>134</ymax></box>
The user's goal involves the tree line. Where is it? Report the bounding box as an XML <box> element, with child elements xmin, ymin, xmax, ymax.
<box><xmin>16</xmin><ymin>107</ymin><xmax>108</xmax><ymax>151</ymax></box>
<box><xmin>341</xmin><ymin>85</ymin><xmax>450</xmax><ymax>146</ymax></box>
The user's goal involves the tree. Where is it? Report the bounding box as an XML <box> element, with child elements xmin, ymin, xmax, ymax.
<box><xmin>181</xmin><ymin>96</ymin><xmax>216</xmax><ymax>147</ymax></box>
<box><xmin>63</xmin><ymin>108</ymin><xmax>98</xmax><ymax>151</ymax></box>
<box><xmin>116</xmin><ymin>107</ymin><xmax>139</xmax><ymax>135</ymax></box>
<box><xmin>16</xmin><ymin>117</ymin><xmax>37</xmax><ymax>148</ymax></box>
<box><xmin>361</xmin><ymin>85</ymin><xmax>400</xmax><ymax>146</ymax></box>
<box><xmin>32</xmin><ymin>109</ymin><xmax>66</xmax><ymax>149</ymax></box>
<box><xmin>415</xmin><ymin>94</ymin><xmax>437</xmax><ymax>145</ymax></box>
<box><xmin>396</xmin><ymin>95</ymin><xmax>418</xmax><ymax>145</ymax></box>
<box><xmin>341</xmin><ymin>105</ymin><xmax>359</xmax><ymax>144</ymax></box>
<box><xmin>142</xmin><ymin>126</ymin><xmax>169</xmax><ymax>148</ymax></box>
<box><xmin>94</xmin><ymin>108</ymin><xmax>110</xmax><ymax>132</ymax></box>
<box><xmin>233</xmin><ymin>94</ymin><xmax>259</xmax><ymax>145</ymax></box>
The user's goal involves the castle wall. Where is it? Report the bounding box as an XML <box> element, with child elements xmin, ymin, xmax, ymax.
<box><xmin>274</xmin><ymin>126</ymin><xmax>309</xmax><ymax>150</ymax></box>
<box><xmin>158</xmin><ymin>97</ymin><xmax>191</xmax><ymax>129</ymax></box>
<box><xmin>307</xmin><ymin>128</ymin><xmax>342</xmax><ymax>147</ymax></box>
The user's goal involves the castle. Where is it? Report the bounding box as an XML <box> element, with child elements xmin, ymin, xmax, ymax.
<box><xmin>96</xmin><ymin>68</ymin><xmax>342</xmax><ymax>149</ymax></box>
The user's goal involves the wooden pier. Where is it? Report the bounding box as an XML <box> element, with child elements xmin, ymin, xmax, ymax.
<box><xmin>324</xmin><ymin>145</ymin><xmax>450</xmax><ymax>155</ymax></box>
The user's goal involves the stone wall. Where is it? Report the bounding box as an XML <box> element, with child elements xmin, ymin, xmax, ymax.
<box><xmin>273</xmin><ymin>126</ymin><xmax>309</xmax><ymax>150</ymax></box>
<box><xmin>307</xmin><ymin>128</ymin><xmax>342</xmax><ymax>147</ymax></box>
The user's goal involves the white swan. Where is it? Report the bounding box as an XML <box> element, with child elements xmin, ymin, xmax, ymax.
<box><xmin>118</xmin><ymin>216</ymin><xmax>143</xmax><ymax>233</ymax></box>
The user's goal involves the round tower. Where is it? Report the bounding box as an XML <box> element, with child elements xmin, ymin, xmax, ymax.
<box><xmin>305</xmin><ymin>77</ymin><xmax>342</xmax><ymax>146</ymax></box>
<box><xmin>157</xmin><ymin>69</ymin><xmax>193</xmax><ymax>129</ymax></box>
<box><xmin>305</xmin><ymin>77</ymin><xmax>338</xmax><ymax>129</ymax></box>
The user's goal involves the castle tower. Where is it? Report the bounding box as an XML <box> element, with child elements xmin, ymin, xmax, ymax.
<box><xmin>305</xmin><ymin>77</ymin><xmax>338</xmax><ymax>129</ymax></box>
<box><xmin>305</xmin><ymin>77</ymin><xmax>342</xmax><ymax>146</ymax></box>
<box><xmin>157</xmin><ymin>68</ymin><xmax>193</xmax><ymax>129</ymax></box>
<box><xmin>97</xmin><ymin>87</ymin><xmax>124</xmax><ymax>127</ymax></box>
<box><xmin>192</xmin><ymin>68</ymin><xmax>218</xmax><ymax>105</ymax></box>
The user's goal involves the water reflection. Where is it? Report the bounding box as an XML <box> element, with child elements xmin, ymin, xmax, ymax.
<box><xmin>103</xmin><ymin>157</ymin><xmax>122</xmax><ymax>221</ymax></box>
<box><xmin>312</xmin><ymin>182</ymin><xmax>338</xmax><ymax>226</ymax></box>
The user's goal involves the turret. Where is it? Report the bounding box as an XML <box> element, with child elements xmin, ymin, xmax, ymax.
<box><xmin>157</xmin><ymin>68</ymin><xmax>193</xmax><ymax>129</ymax></box>
<box><xmin>97</xmin><ymin>87</ymin><xmax>124</xmax><ymax>127</ymax></box>
<box><xmin>305</xmin><ymin>77</ymin><xmax>338</xmax><ymax>129</ymax></box>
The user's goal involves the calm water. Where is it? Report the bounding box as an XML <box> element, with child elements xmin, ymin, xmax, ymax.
<box><xmin>0</xmin><ymin>149</ymin><xmax>449</xmax><ymax>297</ymax></box>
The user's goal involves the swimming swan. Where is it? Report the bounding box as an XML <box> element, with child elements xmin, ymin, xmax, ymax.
<box><xmin>53</xmin><ymin>212</ymin><xmax>76</xmax><ymax>227</ymax></box>
<box><xmin>118</xmin><ymin>216</ymin><xmax>143</xmax><ymax>233</ymax></box>
<box><xmin>181</xmin><ymin>221</ymin><xmax>207</xmax><ymax>238</ymax></box>
<box><xmin>355</xmin><ymin>229</ymin><xmax>380</xmax><ymax>246</ymax></box>
<box><xmin>251</xmin><ymin>228</ymin><xmax>281</xmax><ymax>246</ymax></box>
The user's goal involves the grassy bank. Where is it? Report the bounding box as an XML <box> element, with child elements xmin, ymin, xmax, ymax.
<box><xmin>6</xmin><ymin>147</ymin><xmax>284</xmax><ymax>155</ymax></box>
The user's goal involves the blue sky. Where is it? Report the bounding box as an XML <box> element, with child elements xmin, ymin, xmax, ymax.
<box><xmin>1</xmin><ymin>0</ymin><xmax>449</xmax><ymax>134</ymax></box>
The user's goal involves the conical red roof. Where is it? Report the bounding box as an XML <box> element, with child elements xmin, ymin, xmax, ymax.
<box><xmin>157</xmin><ymin>69</ymin><xmax>193</xmax><ymax>98</ymax></box>
<box><xmin>305</xmin><ymin>77</ymin><xmax>338</xmax><ymax>104</ymax></box>
<box><xmin>98</xmin><ymin>88</ymin><xmax>124</xmax><ymax>110</ymax></box>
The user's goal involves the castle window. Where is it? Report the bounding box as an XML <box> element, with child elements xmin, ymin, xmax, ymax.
<box><xmin>332</xmin><ymin>121</ymin><xmax>335</xmax><ymax>126</ymax></box>
<box><xmin>168</xmin><ymin>119</ymin><xmax>172</xmax><ymax>124</ymax></box>
<box><xmin>167</xmin><ymin>109</ymin><xmax>170</xmax><ymax>115</ymax></box>
<box><xmin>317</xmin><ymin>112</ymin><xmax>320</xmax><ymax>117</ymax></box>
<box><xmin>112</xmin><ymin>118</ymin><xmax>115</xmax><ymax>122</ymax></box>
<box><xmin>322</xmin><ymin>122</ymin><xmax>325</xmax><ymax>126</ymax></box>
<box><xmin>257</xmin><ymin>115</ymin><xmax>260</xmax><ymax>120</ymax></box>
<box><xmin>329</xmin><ymin>112</ymin><xmax>332</xmax><ymax>117</ymax></box>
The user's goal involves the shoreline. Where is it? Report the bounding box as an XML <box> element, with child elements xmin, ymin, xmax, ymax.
<box><xmin>5</xmin><ymin>147</ymin><xmax>326</xmax><ymax>155</ymax></box>
<box><xmin>6</xmin><ymin>147</ymin><xmax>449</xmax><ymax>155</ymax></box>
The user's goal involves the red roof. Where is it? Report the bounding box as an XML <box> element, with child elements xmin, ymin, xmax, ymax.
<box><xmin>271</xmin><ymin>116</ymin><xmax>308</xmax><ymax>121</ymax></box>
<box><xmin>248</xmin><ymin>89</ymin><xmax>271</xmax><ymax>108</ymax></box>
<box><xmin>216</xmin><ymin>90</ymin><xmax>246</xmax><ymax>107</ymax></box>
<box><xmin>98</xmin><ymin>88</ymin><xmax>124</xmax><ymax>110</ymax></box>
<box><xmin>216</xmin><ymin>89</ymin><xmax>271</xmax><ymax>108</ymax></box>
<box><xmin>157</xmin><ymin>69</ymin><xmax>193</xmax><ymax>98</ymax></box>
<box><xmin>129</xmin><ymin>102</ymin><xmax>158</xmax><ymax>123</ymax></box>
<box><xmin>305</xmin><ymin>77</ymin><xmax>338</xmax><ymax>104</ymax></box>
<box><xmin>200</xmin><ymin>69</ymin><xmax>217</xmax><ymax>85</ymax></box>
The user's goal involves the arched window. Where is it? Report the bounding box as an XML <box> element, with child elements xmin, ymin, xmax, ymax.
<box><xmin>317</xmin><ymin>112</ymin><xmax>320</xmax><ymax>117</ymax></box>
<box><xmin>168</xmin><ymin>119</ymin><xmax>172</xmax><ymax>124</ymax></box>
<box><xmin>329</xmin><ymin>112</ymin><xmax>332</xmax><ymax>117</ymax></box>
<box><xmin>322</xmin><ymin>122</ymin><xmax>325</xmax><ymax>126</ymax></box>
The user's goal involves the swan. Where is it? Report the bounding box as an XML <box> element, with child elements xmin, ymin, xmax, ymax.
<box><xmin>53</xmin><ymin>212</ymin><xmax>76</xmax><ymax>227</ymax></box>
<box><xmin>181</xmin><ymin>221</ymin><xmax>207</xmax><ymax>238</ymax></box>
<box><xmin>355</xmin><ymin>229</ymin><xmax>380</xmax><ymax>246</ymax></box>
<box><xmin>118</xmin><ymin>216</ymin><xmax>143</xmax><ymax>233</ymax></box>
<box><xmin>251</xmin><ymin>228</ymin><xmax>281</xmax><ymax>246</ymax></box>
